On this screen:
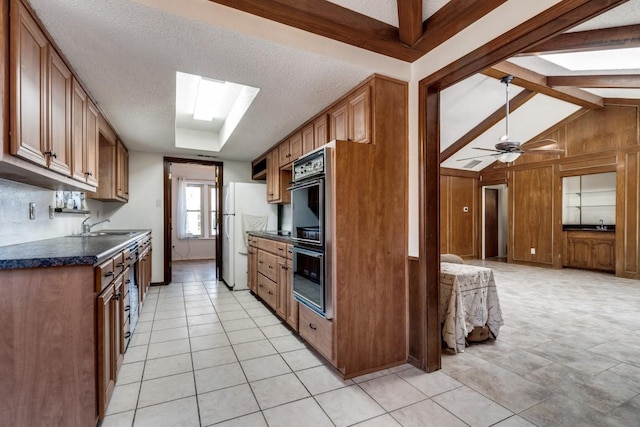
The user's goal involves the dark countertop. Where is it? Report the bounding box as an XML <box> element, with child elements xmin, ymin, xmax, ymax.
<box><xmin>0</xmin><ymin>230</ymin><xmax>151</xmax><ymax>270</ymax></box>
<box><xmin>248</xmin><ymin>230</ymin><xmax>294</xmax><ymax>244</ymax></box>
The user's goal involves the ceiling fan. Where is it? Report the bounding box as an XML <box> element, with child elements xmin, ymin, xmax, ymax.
<box><xmin>459</xmin><ymin>75</ymin><xmax>564</xmax><ymax>164</ymax></box>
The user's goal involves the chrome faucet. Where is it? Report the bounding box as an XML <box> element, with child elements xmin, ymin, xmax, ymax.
<box><xmin>81</xmin><ymin>217</ymin><xmax>111</xmax><ymax>234</ymax></box>
<box><xmin>598</xmin><ymin>219</ymin><xmax>605</xmax><ymax>230</ymax></box>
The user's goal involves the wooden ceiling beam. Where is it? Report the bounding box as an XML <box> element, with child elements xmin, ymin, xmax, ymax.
<box><xmin>521</xmin><ymin>24</ymin><xmax>640</xmax><ymax>55</ymax></box>
<box><xmin>440</xmin><ymin>89</ymin><xmax>536</xmax><ymax>161</ymax></box>
<box><xmin>547</xmin><ymin>74</ymin><xmax>640</xmax><ymax>88</ymax></box>
<box><xmin>208</xmin><ymin>0</ymin><xmax>422</xmax><ymax>62</ymax></box>
<box><xmin>397</xmin><ymin>0</ymin><xmax>423</xmax><ymax>46</ymax></box>
<box><xmin>483</xmin><ymin>61</ymin><xmax>604</xmax><ymax>108</ymax></box>
<box><xmin>413</xmin><ymin>0</ymin><xmax>506</xmax><ymax>53</ymax></box>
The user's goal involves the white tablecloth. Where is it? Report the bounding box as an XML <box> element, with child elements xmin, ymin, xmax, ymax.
<box><xmin>440</xmin><ymin>262</ymin><xmax>504</xmax><ymax>353</ymax></box>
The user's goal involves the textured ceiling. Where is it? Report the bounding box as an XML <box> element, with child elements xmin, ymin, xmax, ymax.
<box><xmin>568</xmin><ymin>0</ymin><xmax>640</xmax><ymax>32</ymax></box>
<box><xmin>26</xmin><ymin>0</ymin><xmax>374</xmax><ymax>161</ymax></box>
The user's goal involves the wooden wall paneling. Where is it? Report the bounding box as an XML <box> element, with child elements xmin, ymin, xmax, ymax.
<box><xmin>622</xmin><ymin>152</ymin><xmax>639</xmax><ymax>276</ymax></box>
<box><xmin>565</xmin><ymin>105</ymin><xmax>638</xmax><ymax>157</ymax></box>
<box><xmin>440</xmin><ymin>175</ymin><xmax>449</xmax><ymax>253</ymax></box>
<box><xmin>1</xmin><ymin>0</ymin><xmax>7</xmax><ymax>158</ymax></box>
<box><xmin>511</xmin><ymin>166</ymin><xmax>555</xmax><ymax>265</ymax></box>
<box><xmin>552</xmin><ymin>163</ymin><xmax>564</xmax><ymax>268</ymax></box>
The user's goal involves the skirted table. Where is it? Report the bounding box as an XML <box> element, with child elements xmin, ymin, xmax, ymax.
<box><xmin>440</xmin><ymin>262</ymin><xmax>504</xmax><ymax>352</ymax></box>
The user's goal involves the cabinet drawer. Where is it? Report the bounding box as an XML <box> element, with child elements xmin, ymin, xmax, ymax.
<box><xmin>96</xmin><ymin>258</ymin><xmax>115</xmax><ymax>292</ymax></box>
<box><xmin>298</xmin><ymin>303</ymin><xmax>333</xmax><ymax>361</ymax></box>
<box><xmin>257</xmin><ymin>274</ymin><xmax>277</xmax><ymax>310</ymax></box>
<box><xmin>113</xmin><ymin>251</ymin><xmax>125</xmax><ymax>277</ymax></box>
<box><xmin>258</xmin><ymin>249</ymin><xmax>278</xmax><ymax>282</ymax></box>
<box><xmin>286</xmin><ymin>244</ymin><xmax>293</xmax><ymax>260</ymax></box>
<box><xmin>258</xmin><ymin>237</ymin><xmax>279</xmax><ymax>254</ymax></box>
<box><xmin>275</xmin><ymin>242</ymin><xmax>288</xmax><ymax>258</ymax></box>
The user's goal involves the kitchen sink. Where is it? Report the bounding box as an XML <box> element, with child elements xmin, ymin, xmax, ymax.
<box><xmin>66</xmin><ymin>230</ymin><xmax>138</xmax><ymax>237</ymax></box>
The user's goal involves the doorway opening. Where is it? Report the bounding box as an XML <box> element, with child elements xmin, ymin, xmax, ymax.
<box><xmin>163</xmin><ymin>157</ymin><xmax>223</xmax><ymax>284</ymax></box>
<box><xmin>482</xmin><ymin>184</ymin><xmax>508</xmax><ymax>261</ymax></box>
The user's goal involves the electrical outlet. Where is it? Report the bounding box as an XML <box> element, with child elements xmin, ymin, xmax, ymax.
<box><xmin>530</xmin><ymin>248</ymin><xmax>536</xmax><ymax>255</ymax></box>
<box><xmin>29</xmin><ymin>202</ymin><xmax>36</xmax><ymax>220</ymax></box>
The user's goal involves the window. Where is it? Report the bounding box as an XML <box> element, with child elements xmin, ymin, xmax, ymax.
<box><xmin>181</xmin><ymin>181</ymin><xmax>218</xmax><ymax>239</ymax></box>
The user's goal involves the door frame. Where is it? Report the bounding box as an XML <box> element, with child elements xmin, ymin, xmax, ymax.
<box><xmin>415</xmin><ymin>1</ymin><xmax>626</xmax><ymax>372</ymax></box>
<box><xmin>163</xmin><ymin>157</ymin><xmax>224</xmax><ymax>284</ymax></box>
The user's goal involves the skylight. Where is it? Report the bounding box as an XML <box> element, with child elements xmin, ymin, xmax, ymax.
<box><xmin>175</xmin><ymin>72</ymin><xmax>260</xmax><ymax>152</ymax></box>
<box><xmin>540</xmin><ymin>47</ymin><xmax>640</xmax><ymax>71</ymax></box>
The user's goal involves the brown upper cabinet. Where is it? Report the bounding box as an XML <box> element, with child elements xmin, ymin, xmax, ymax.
<box><xmin>330</xmin><ymin>85</ymin><xmax>370</xmax><ymax>143</ymax></box>
<box><xmin>6</xmin><ymin>0</ymin><xmax>101</xmax><ymax>191</ymax></box>
<box><xmin>267</xmin><ymin>149</ymin><xmax>291</xmax><ymax>204</ymax></box>
<box><xmin>302</xmin><ymin>123</ymin><xmax>314</xmax><ymax>154</ymax></box>
<box><xmin>314</xmin><ymin>115</ymin><xmax>329</xmax><ymax>148</ymax></box>
<box><xmin>88</xmin><ymin>119</ymin><xmax>129</xmax><ymax>202</ymax></box>
<box><xmin>279</xmin><ymin>131</ymin><xmax>303</xmax><ymax>168</ymax></box>
<box><xmin>11</xmin><ymin>0</ymin><xmax>49</xmax><ymax>167</ymax></box>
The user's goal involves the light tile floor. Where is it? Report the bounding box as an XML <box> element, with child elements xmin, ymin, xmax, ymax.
<box><xmin>103</xmin><ymin>261</ymin><xmax>640</xmax><ymax>426</ymax></box>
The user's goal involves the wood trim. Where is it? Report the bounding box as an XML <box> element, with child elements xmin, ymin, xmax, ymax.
<box><xmin>547</xmin><ymin>74</ymin><xmax>640</xmax><ymax>88</ymax></box>
<box><xmin>417</xmin><ymin>0</ymin><xmax>628</xmax><ymax>374</ymax></box>
<box><xmin>163</xmin><ymin>157</ymin><xmax>223</xmax><ymax>285</ymax></box>
<box><xmin>397</xmin><ymin>0</ymin><xmax>422</xmax><ymax>46</ymax></box>
<box><xmin>483</xmin><ymin>62</ymin><xmax>604</xmax><ymax>108</ymax></box>
<box><xmin>208</xmin><ymin>0</ymin><xmax>421</xmax><ymax>62</ymax></box>
<box><xmin>420</xmin><ymin>0</ymin><xmax>628</xmax><ymax>90</ymax></box>
<box><xmin>521</xmin><ymin>24</ymin><xmax>640</xmax><ymax>55</ymax></box>
<box><xmin>414</xmin><ymin>0</ymin><xmax>506</xmax><ymax>54</ymax></box>
<box><xmin>440</xmin><ymin>167</ymin><xmax>479</xmax><ymax>178</ymax></box>
<box><xmin>0</xmin><ymin>0</ymin><xmax>7</xmax><ymax>161</ymax></box>
<box><xmin>440</xmin><ymin>89</ymin><xmax>535</xmax><ymax>161</ymax></box>
<box><xmin>605</xmin><ymin>98</ymin><xmax>640</xmax><ymax>106</ymax></box>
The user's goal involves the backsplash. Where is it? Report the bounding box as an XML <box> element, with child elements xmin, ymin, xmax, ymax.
<box><xmin>0</xmin><ymin>178</ymin><xmax>102</xmax><ymax>246</ymax></box>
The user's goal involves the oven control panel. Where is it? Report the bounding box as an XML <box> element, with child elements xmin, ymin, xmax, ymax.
<box><xmin>293</xmin><ymin>149</ymin><xmax>325</xmax><ymax>181</ymax></box>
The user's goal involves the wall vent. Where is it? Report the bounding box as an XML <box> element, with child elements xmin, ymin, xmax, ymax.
<box><xmin>463</xmin><ymin>159</ymin><xmax>482</xmax><ymax>169</ymax></box>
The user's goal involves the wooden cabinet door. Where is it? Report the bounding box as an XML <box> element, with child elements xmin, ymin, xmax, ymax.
<box><xmin>10</xmin><ymin>0</ymin><xmax>48</xmax><ymax>166</ymax></box>
<box><xmin>286</xmin><ymin>259</ymin><xmax>298</xmax><ymax>330</ymax></box>
<box><xmin>567</xmin><ymin>238</ymin><xmax>592</xmax><ymax>269</ymax></box>
<box><xmin>85</xmin><ymin>100</ymin><xmax>99</xmax><ymax>186</ymax></box>
<box><xmin>47</xmin><ymin>47</ymin><xmax>72</xmax><ymax>176</ymax></box>
<box><xmin>116</xmin><ymin>140</ymin><xmax>128</xmax><ymax>199</ymax></box>
<box><xmin>289</xmin><ymin>132</ymin><xmax>303</xmax><ymax>163</ymax></box>
<box><xmin>348</xmin><ymin>86</ymin><xmax>371</xmax><ymax>144</ymax></box>
<box><xmin>330</xmin><ymin>102</ymin><xmax>348</xmax><ymax>141</ymax></box>
<box><xmin>278</xmin><ymin>140</ymin><xmax>291</xmax><ymax>168</ymax></box>
<box><xmin>267</xmin><ymin>149</ymin><xmax>280</xmax><ymax>202</ymax></box>
<box><xmin>276</xmin><ymin>257</ymin><xmax>287</xmax><ymax>319</ymax></box>
<box><xmin>302</xmin><ymin>124</ymin><xmax>314</xmax><ymax>154</ymax></box>
<box><xmin>113</xmin><ymin>274</ymin><xmax>124</xmax><ymax>375</ymax></box>
<box><xmin>248</xmin><ymin>246</ymin><xmax>258</xmax><ymax>293</ymax></box>
<box><xmin>314</xmin><ymin>115</ymin><xmax>328</xmax><ymax>148</ymax></box>
<box><xmin>592</xmin><ymin>239</ymin><xmax>615</xmax><ymax>272</ymax></box>
<box><xmin>71</xmin><ymin>78</ymin><xmax>87</xmax><ymax>182</ymax></box>
<box><xmin>97</xmin><ymin>282</ymin><xmax>116</xmax><ymax>419</ymax></box>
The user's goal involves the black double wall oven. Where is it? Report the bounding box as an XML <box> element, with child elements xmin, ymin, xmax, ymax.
<box><xmin>290</xmin><ymin>147</ymin><xmax>333</xmax><ymax>318</ymax></box>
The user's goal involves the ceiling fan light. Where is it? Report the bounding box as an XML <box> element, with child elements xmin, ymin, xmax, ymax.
<box><xmin>496</xmin><ymin>152</ymin><xmax>521</xmax><ymax>163</ymax></box>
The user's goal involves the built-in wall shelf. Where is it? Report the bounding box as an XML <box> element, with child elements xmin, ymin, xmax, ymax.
<box><xmin>563</xmin><ymin>172</ymin><xmax>616</xmax><ymax>226</ymax></box>
<box><xmin>54</xmin><ymin>208</ymin><xmax>90</xmax><ymax>214</ymax></box>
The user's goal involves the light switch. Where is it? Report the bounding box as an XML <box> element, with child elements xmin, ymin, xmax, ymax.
<box><xmin>29</xmin><ymin>202</ymin><xmax>36</xmax><ymax>220</ymax></box>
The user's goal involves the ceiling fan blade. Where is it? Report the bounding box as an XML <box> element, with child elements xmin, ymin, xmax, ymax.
<box><xmin>457</xmin><ymin>153</ymin><xmax>497</xmax><ymax>161</ymax></box>
<box><xmin>473</xmin><ymin>147</ymin><xmax>503</xmax><ymax>153</ymax></box>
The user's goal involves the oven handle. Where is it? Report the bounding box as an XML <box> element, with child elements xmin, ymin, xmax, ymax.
<box><xmin>293</xmin><ymin>246</ymin><xmax>324</xmax><ymax>259</ymax></box>
<box><xmin>288</xmin><ymin>178</ymin><xmax>323</xmax><ymax>191</ymax></box>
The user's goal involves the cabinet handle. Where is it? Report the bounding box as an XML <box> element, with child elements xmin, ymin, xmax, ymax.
<box><xmin>126</xmin><ymin>256</ymin><xmax>133</xmax><ymax>260</ymax></box>
<box><xmin>116</xmin><ymin>262</ymin><xmax>124</xmax><ymax>267</ymax></box>
<box><xmin>124</xmin><ymin>332</ymin><xmax>131</xmax><ymax>339</ymax></box>
<box><xmin>125</xmin><ymin>279</ymin><xmax>131</xmax><ymax>284</ymax></box>
<box><xmin>124</xmin><ymin>305</ymin><xmax>130</xmax><ymax>312</ymax></box>
<box><xmin>44</xmin><ymin>151</ymin><xmax>57</xmax><ymax>158</ymax></box>
<box><xmin>114</xmin><ymin>292</ymin><xmax>121</xmax><ymax>301</ymax></box>
<box><xmin>259</xmin><ymin>261</ymin><xmax>264</xmax><ymax>264</ymax></box>
<box><xmin>105</xmin><ymin>271</ymin><xmax>114</xmax><ymax>278</ymax></box>
<box><xmin>309</xmin><ymin>323</ymin><xmax>317</xmax><ymax>330</ymax></box>
<box><xmin>268</xmin><ymin>265</ymin><xmax>273</xmax><ymax>269</ymax></box>
<box><xmin>268</xmin><ymin>291</ymin><xmax>273</xmax><ymax>295</ymax></box>
<box><xmin>85</xmin><ymin>171</ymin><xmax>93</xmax><ymax>176</ymax></box>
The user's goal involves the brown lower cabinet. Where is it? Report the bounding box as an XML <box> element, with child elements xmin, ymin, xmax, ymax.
<box><xmin>0</xmin><ymin>232</ymin><xmax>152</xmax><ymax>426</ymax></box>
<box><xmin>251</xmin><ymin>236</ymin><xmax>298</xmax><ymax>332</ymax></box>
<box><xmin>564</xmin><ymin>230</ymin><xmax>615</xmax><ymax>272</ymax></box>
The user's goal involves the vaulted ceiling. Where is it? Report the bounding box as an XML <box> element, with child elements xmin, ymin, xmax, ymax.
<box><xmin>24</xmin><ymin>0</ymin><xmax>640</xmax><ymax>165</ymax></box>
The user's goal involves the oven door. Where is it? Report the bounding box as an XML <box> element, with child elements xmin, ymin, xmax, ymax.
<box><xmin>292</xmin><ymin>246</ymin><xmax>331</xmax><ymax>318</ymax></box>
<box><xmin>291</xmin><ymin>178</ymin><xmax>323</xmax><ymax>246</ymax></box>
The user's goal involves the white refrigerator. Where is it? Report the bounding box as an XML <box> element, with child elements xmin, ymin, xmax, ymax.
<box><xmin>221</xmin><ymin>182</ymin><xmax>277</xmax><ymax>290</ymax></box>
